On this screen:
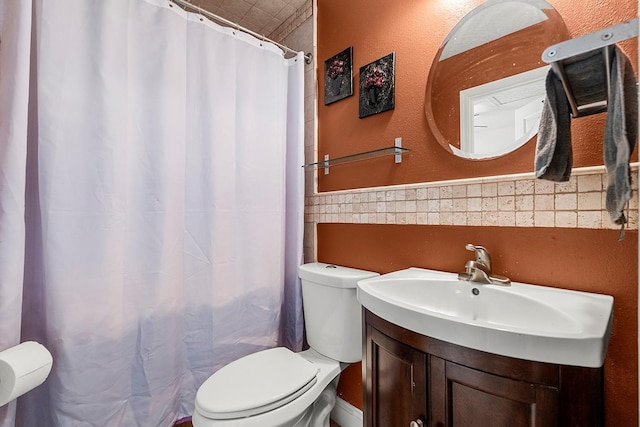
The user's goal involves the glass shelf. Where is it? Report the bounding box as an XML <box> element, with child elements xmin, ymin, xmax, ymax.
<box><xmin>303</xmin><ymin>144</ymin><xmax>409</xmax><ymax>173</ymax></box>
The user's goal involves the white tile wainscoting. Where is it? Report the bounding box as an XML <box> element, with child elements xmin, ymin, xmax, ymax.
<box><xmin>305</xmin><ymin>165</ymin><xmax>639</xmax><ymax>230</ymax></box>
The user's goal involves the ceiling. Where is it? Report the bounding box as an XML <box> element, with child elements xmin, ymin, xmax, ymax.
<box><xmin>198</xmin><ymin>0</ymin><xmax>309</xmax><ymax>38</ymax></box>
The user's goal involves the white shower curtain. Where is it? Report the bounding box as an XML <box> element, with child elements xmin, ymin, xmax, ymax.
<box><xmin>0</xmin><ymin>0</ymin><xmax>305</xmax><ymax>425</ymax></box>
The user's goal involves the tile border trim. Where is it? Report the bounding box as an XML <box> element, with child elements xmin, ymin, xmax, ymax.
<box><xmin>305</xmin><ymin>164</ymin><xmax>639</xmax><ymax>230</ymax></box>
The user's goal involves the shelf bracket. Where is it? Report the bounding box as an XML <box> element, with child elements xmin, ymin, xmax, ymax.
<box><xmin>395</xmin><ymin>137</ymin><xmax>403</xmax><ymax>164</ymax></box>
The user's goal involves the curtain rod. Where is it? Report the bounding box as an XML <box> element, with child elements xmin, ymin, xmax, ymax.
<box><xmin>170</xmin><ymin>0</ymin><xmax>313</xmax><ymax>64</ymax></box>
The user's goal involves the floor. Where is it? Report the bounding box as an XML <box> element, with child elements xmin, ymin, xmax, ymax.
<box><xmin>176</xmin><ymin>419</ymin><xmax>341</xmax><ymax>426</ymax></box>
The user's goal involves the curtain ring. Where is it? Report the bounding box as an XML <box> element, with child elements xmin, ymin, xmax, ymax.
<box><xmin>197</xmin><ymin>3</ymin><xmax>204</xmax><ymax>21</ymax></box>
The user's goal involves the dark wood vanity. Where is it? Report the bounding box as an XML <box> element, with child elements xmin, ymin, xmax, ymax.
<box><xmin>363</xmin><ymin>309</ymin><xmax>604</xmax><ymax>427</ymax></box>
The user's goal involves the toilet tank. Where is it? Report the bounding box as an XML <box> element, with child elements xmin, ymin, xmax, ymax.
<box><xmin>298</xmin><ymin>263</ymin><xmax>378</xmax><ymax>363</ymax></box>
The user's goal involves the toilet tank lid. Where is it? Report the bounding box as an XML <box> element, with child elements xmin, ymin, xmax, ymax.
<box><xmin>298</xmin><ymin>263</ymin><xmax>379</xmax><ymax>289</ymax></box>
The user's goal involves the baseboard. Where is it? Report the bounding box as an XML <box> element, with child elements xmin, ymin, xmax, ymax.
<box><xmin>331</xmin><ymin>397</ymin><xmax>363</xmax><ymax>427</ymax></box>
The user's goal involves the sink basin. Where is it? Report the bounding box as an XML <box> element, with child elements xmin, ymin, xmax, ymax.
<box><xmin>357</xmin><ymin>268</ymin><xmax>614</xmax><ymax>367</ymax></box>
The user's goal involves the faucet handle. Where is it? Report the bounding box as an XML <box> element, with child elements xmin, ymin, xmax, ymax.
<box><xmin>465</xmin><ymin>244</ymin><xmax>492</xmax><ymax>271</ymax></box>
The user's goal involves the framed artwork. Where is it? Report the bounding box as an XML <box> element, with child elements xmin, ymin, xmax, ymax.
<box><xmin>359</xmin><ymin>52</ymin><xmax>395</xmax><ymax>118</ymax></box>
<box><xmin>324</xmin><ymin>47</ymin><xmax>353</xmax><ymax>105</ymax></box>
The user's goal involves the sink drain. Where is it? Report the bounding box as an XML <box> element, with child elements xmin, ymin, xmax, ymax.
<box><xmin>472</xmin><ymin>288</ymin><xmax>480</xmax><ymax>296</ymax></box>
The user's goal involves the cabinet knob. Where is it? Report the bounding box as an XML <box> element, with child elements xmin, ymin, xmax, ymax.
<box><xmin>410</xmin><ymin>420</ymin><xmax>424</xmax><ymax>427</ymax></box>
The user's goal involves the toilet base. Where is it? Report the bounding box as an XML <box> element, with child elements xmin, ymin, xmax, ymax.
<box><xmin>308</xmin><ymin>376</ymin><xmax>338</xmax><ymax>427</ymax></box>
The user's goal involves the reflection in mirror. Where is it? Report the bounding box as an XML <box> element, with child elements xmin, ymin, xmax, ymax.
<box><xmin>425</xmin><ymin>0</ymin><xmax>570</xmax><ymax>160</ymax></box>
<box><xmin>457</xmin><ymin>66</ymin><xmax>549</xmax><ymax>159</ymax></box>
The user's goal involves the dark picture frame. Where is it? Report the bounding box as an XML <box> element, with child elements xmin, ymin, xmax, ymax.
<box><xmin>323</xmin><ymin>47</ymin><xmax>353</xmax><ymax>105</ymax></box>
<box><xmin>358</xmin><ymin>52</ymin><xmax>396</xmax><ymax>118</ymax></box>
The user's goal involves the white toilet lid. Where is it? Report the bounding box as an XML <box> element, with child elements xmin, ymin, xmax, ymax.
<box><xmin>196</xmin><ymin>347</ymin><xmax>319</xmax><ymax>420</ymax></box>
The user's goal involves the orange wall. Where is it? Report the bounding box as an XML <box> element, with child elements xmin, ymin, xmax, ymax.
<box><xmin>317</xmin><ymin>0</ymin><xmax>637</xmax><ymax>192</ymax></box>
<box><xmin>316</xmin><ymin>0</ymin><xmax>638</xmax><ymax>426</ymax></box>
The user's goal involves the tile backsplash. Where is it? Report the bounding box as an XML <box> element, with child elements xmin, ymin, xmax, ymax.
<box><xmin>305</xmin><ymin>165</ymin><xmax>639</xmax><ymax>230</ymax></box>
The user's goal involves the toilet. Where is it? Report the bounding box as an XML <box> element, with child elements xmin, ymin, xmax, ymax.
<box><xmin>192</xmin><ymin>262</ymin><xmax>378</xmax><ymax>427</ymax></box>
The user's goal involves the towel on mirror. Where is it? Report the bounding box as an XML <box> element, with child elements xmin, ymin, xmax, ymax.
<box><xmin>535</xmin><ymin>45</ymin><xmax>637</xmax><ymax>225</ymax></box>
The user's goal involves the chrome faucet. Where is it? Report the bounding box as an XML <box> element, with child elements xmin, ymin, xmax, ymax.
<box><xmin>458</xmin><ymin>244</ymin><xmax>511</xmax><ymax>286</ymax></box>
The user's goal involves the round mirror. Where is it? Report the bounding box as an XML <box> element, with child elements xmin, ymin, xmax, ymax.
<box><xmin>425</xmin><ymin>0</ymin><xmax>570</xmax><ymax>160</ymax></box>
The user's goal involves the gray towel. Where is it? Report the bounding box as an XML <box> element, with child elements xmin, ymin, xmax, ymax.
<box><xmin>535</xmin><ymin>68</ymin><xmax>572</xmax><ymax>182</ymax></box>
<box><xmin>604</xmin><ymin>46</ymin><xmax>637</xmax><ymax>225</ymax></box>
<box><xmin>535</xmin><ymin>50</ymin><xmax>608</xmax><ymax>181</ymax></box>
<box><xmin>535</xmin><ymin>46</ymin><xmax>638</xmax><ymax>225</ymax></box>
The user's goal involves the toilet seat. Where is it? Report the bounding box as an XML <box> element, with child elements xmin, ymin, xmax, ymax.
<box><xmin>195</xmin><ymin>347</ymin><xmax>319</xmax><ymax>420</ymax></box>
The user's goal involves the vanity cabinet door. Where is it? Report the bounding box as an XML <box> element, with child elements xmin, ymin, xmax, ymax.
<box><xmin>364</xmin><ymin>310</ymin><xmax>602</xmax><ymax>427</ymax></box>
<box><xmin>435</xmin><ymin>360</ymin><xmax>559</xmax><ymax>427</ymax></box>
<box><xmin>365</xmin><ymin>327</ymin><xmax>427</xmax><ymax>427</ymax></box>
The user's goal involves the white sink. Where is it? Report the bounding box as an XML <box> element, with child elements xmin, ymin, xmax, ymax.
<box><xmin>357</xmin><ymin>267</ymin><xmax>614</xmax><ymax>368</ymax></box>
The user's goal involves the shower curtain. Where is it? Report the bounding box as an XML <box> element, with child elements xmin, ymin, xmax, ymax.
<box><xmin>0</xmin><ymin>0</ymin><xmax>305</xmax><ymax>425</ymax></box>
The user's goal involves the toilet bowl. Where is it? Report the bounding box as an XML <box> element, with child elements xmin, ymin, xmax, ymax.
<box><xmin>192</xmin><ymin>263</ymin><xmax>378</xmax><ymax>427</ymax></box>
